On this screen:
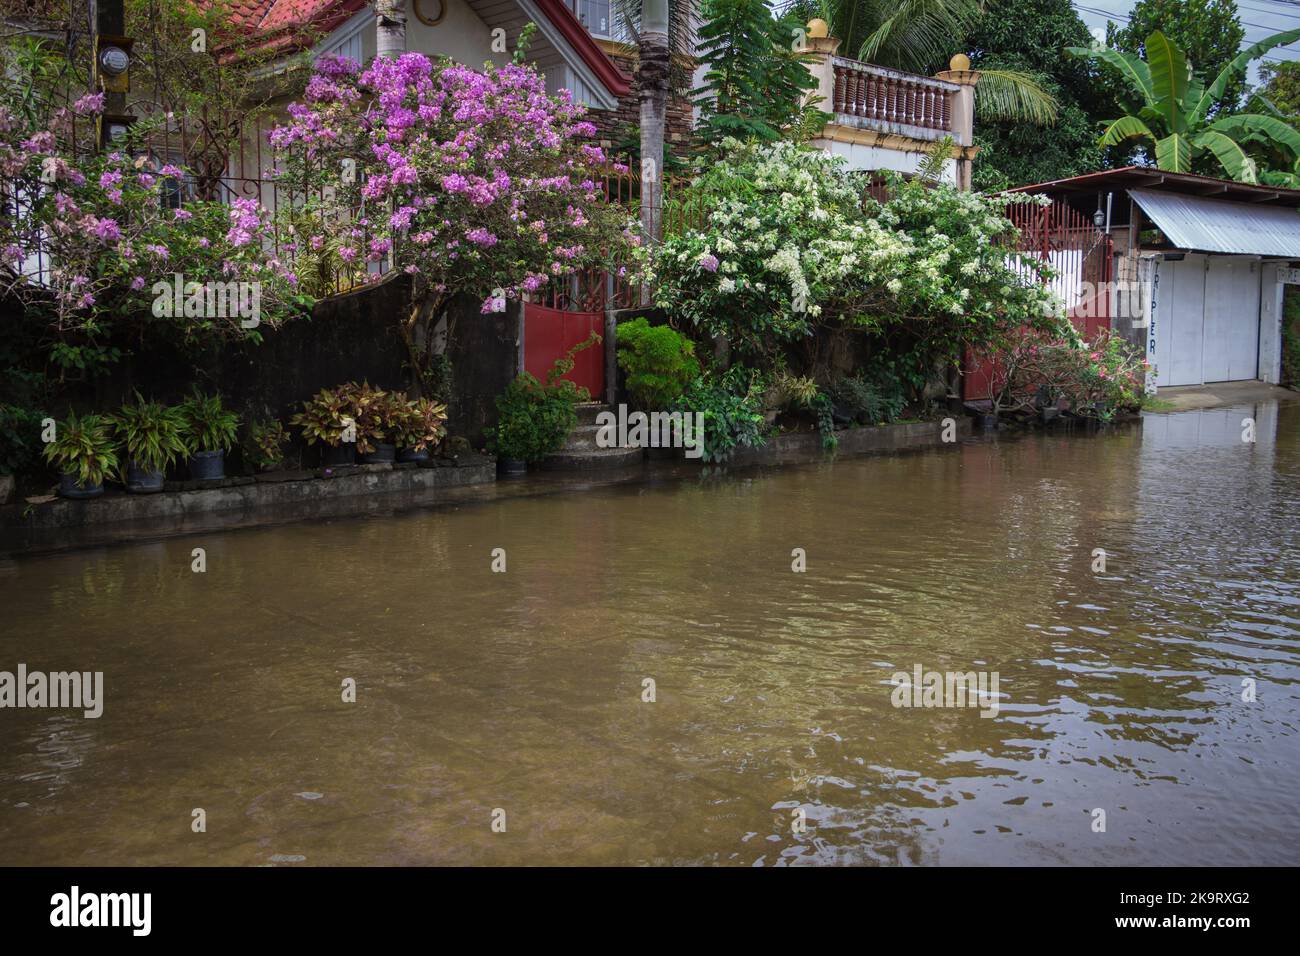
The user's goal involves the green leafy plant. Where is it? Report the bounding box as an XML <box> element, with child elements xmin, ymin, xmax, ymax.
<box><xmin>179</xmin><ymin>389</ymin><xmax>241</xmax><ymax>454</ymax></box>
<box><xmin>1068</xmin><ymin>28</ymin><xmax>1300</xmax><ymax>181</ymax></box>
<box><xmin>42</xmin><ymin>412</ymin><xmax>120</xmax><ymax>487</ymax></box>
<box><xmin>827</xmin><ymin>366</ymin><xmax>910</xmax><ymax>425</ymax></box>
<box><xmin>616</xmin><ymin>318</ymin><xmax>701</xmax><ymax>409</ymax></box>
<box><xmin>340</xmin><ymin>382</ymin><xmax>402</xmax><ymax>455</ymax></box>
<box><xmin>1281</xmin><ymin>291</ymin><xmax>1300</xmax><ymax>388</ymax></box>
<box><xmin>674</xmin><ymin>366</ymin><xmax>770</xmax><ymax>463</ymax></box>
<box><xmin>644</xmin><ymin>140</ymin><xmax>1063</xmax><ymax>377</ymax></box>
<box><xmin>243</xmin><ymin>419</ymin><xmax>290</xmax><ymax>471</ymax></box>
<box><xmin>694</xmin><ymin>0</ymin><xmax>826</xmax><ymax>150</ymax></box>
<box><xmin>999</xmin><ymin>326</ymin><xmax>1147</xmax><ymax>421</ymax></box>
<box><xmin>1</xmin><ymin>403</ymin><xmax>43</xmax><ymax>478</ymax></box>
<box><xmin>488</xmin><ymin>334</ymin><xmax>597</xmax><ymax>462</ymax></box>
<box><xmin>110</xmin><ymin>393</ymin><xmax>188</xmax><ymax>473</ymax></box>
<box><xmin>291</xmin><ymin>386</ymin><xmax>355</xmax><ymax>449</ymax></box>
<box><xmin>393</xmin><ymin>397</ymin><xmax>449</xmax><ymax>453</ymax></box>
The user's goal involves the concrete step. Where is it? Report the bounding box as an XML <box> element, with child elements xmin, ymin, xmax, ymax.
<box><xmin>574</xmin><ymin>402</ymin><xmax>610</xmax><ymax>425</ymax></box>
<box><xmin>542</xmin><ymin>445</ymin><xmax>645</xmax><ymax>471</ymax></box>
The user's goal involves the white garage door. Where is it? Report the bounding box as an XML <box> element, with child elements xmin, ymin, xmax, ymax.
<box><xmin>1154</xmin><ymin>255</ymin><xmax>1261</xmax><ymax>387</ymax></box>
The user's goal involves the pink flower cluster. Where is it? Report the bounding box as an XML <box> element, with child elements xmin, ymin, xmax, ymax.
<box><xmin>269</xmin><ymin>50</ymin><xmax>625</xmax><ymax>311</ymax></box>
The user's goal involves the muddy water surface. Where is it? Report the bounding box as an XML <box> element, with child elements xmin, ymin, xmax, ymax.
<box><xmin>2</xmin><ymin>402</ymin><xmax>1298</xmax><ymax>865</ymax></box>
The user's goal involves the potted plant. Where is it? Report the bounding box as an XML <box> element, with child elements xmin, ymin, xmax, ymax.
<box><xmin>487</xmin><ymin>373</ymin><xmax>584</xmax><ymax>474</ymax></box>
<box><xmin>291</xmin><ymin>386</ymin><xmax>357</xmax><ymax>466</ymax></box>
<box><xmin>486</xmin><ymin>335</ymin><xmax>594</xmax><ymax>474</ymax></box>
<box><xmin>243</xmin><ymin>419</ymin><xmax>291</xmax><ymax>472</ymax></box>
<box><xmin>42</xmin><ymin>412</ymin><xmax>120</xmax><ymax>499</ymax></box>
<box><xmin>350</xmin><ymin>383</ymin><xmax>401</xmax><ymax>464</ymax></box>
<box><xmin>110</xmin><ymin>393</ymin><xmax>187</xmax><ymax>493</ymax></box>
<box><xmin>393</xmin><ymin>397</ymin><xmax>448</xmax><ymax>463</ymax></box>
<box><xmin>179</xmin><ymin>389</ymin><xmax>241</xmax><ymax>480</ymax></box>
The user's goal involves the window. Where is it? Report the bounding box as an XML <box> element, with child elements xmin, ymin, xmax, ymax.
<box><xmin>572</xmin><ymin>0</ymin><xmax>613</xmax><ymax>39</ymax></box>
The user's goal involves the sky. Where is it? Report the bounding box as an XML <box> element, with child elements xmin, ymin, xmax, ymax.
<box><xmin>1071</xmin><ymin>0</ymin><xmax>1300</xmax><ymax>86</ymax></box>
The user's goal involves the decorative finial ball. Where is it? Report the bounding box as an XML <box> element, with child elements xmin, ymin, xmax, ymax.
<box><xmin>949</xmin><ymin>53</ymin><xmax>971</xmax><ymax>72</ymax></box>
<box><xmin>807</xmin><ymin>18</ymin><xmax>829</xmax><ymax>39</ymax></box>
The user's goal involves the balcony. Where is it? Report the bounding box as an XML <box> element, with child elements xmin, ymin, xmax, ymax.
<box><xmin>831</xmin><ymin>57</ymin><xmax>957</xmax><ymax>143</ymax></box>
<box><xmin>798</xmin><ymin>22</ymin><xmax>980</xmax><ymax>186</ymax></box>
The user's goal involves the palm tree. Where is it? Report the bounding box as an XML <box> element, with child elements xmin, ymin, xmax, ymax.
<box><xmin>1069</xmin><ymin>29</ymin><xmax>1300</xmax><ymax>182</ymax></box>
<box><xmin>638</xmin><ymin>0</ymin><xmax>671</xmax><ymax>250</ymax></box>
<box><xmin>806</xmin><ymin>0</ymin><xmax>1058</xmax><ymax>124</ymax></box>
<box><xmin>375</xmin><ymin>0</ymin><xmax>406</xmax><ymax>59</ymax></box>
<box><xmin>608</xmin><ymin>0</ymin><xmax>697</xmax><ymax>251</ymax></box>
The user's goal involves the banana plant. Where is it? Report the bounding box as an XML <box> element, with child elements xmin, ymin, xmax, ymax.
<box><xmin>1068</xmin><ymin>29</ymin><xmax>1300</xmax><ymax>183</ymax></box>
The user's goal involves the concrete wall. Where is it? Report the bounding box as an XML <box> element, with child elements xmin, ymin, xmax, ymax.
<box><xmin>70</xmin><ymin>276</ymin><xmax>517</xmax><ymax>458</ymax></box>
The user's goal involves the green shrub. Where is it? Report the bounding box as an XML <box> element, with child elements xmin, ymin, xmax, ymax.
<box><xmin>674</xmin><ymin>367</ymin><xmax>769</xmax><ymax>463</ymax></box>
<box><xmin>1283</xmin><ymin>292</ymin><xmax>1300</xmax><ymax>387</ymax></box>
<box><xmin>179</xmin><ymin>389</ymin><xmax>241</xmax><ymax>454</ymax></box>
<box><xmin>827</xmin><ymin>367</ymin><xmax>908</xmax><ymax>425</ymax></box>
<box><xmin>244</xmin><ymin>419</ymin><xmax>291</xmax><ymax>471</ymax></box>
<box><xmin>42</xmin><ymin>412</ymin><xmax>120</xmax><ymax>487</ymax></box>
<box><xmin>0</xmin><ymin>403</ymin><xmax>43</xmax><ymax>478</ymax></box>
<box><xmin>110</xmin><ymin>393</ymin><xmax>188</xmax><ymax>473</ymax></box>
<box><xmin>488</xmin><ymin>333</ymin><xmax>597</xmax><ymax>462</ymax></box>
<box><xmin>616</xmin><ymin>318</ymin><xmax>700</xmax><ymax>409</ymax></box>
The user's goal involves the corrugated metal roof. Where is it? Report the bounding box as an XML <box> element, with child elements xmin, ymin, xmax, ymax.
<box><xmin>1130</xmin><ymin>188</ymin><xmax>1300</xmax><ymax>257</ymax></box>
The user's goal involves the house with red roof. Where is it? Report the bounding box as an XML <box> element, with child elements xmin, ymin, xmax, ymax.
<box><xmin>228</xmin><ymin>0</ymin><xmax>636</xmax><ymax>123</ymax></box>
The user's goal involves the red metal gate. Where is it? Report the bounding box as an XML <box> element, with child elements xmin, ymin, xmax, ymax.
<box><xmin>523</xmin><ymin>303</ymin><xmax>605</xmax><ymax>398</ymax></box>
<box><xmin>963</xmin><ymin>199</ymin><xmax>1114</xmax><ymax>400</ymax></box>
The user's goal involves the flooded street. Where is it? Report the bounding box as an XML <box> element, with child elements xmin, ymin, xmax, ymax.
<box><xmin>2</xmin><ymin>401</ymin><xmax>1298</xmax><ymax>866</ymax></box>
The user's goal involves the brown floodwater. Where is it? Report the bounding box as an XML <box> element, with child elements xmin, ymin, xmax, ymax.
<box><xmin>2</xmin><ymin>401</ymin><xmax>1298</xmax><ymax>866</ymax></box>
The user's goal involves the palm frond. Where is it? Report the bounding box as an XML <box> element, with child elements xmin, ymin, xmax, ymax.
<box><xmin>855</xmin><ymin>0</ymin><xmax>982</xmax><ymax>75</ymax></box>
<box><xmin>974</xmin><ymin>69</ymin><xmax>1059</xmax><ymax>125</ymax></box>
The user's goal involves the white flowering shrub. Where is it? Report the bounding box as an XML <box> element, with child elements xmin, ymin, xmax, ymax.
<box><xmin>647</xmin><ymin>140</ymin><xmax>1067</xmax><ymax>384</ymax></box>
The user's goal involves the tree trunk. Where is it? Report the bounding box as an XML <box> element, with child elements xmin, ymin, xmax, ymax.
<box><xmin>637</xmin><ymin>0</ymin><xmax>670</xmax><ymax>305</ymax></box>
<box><xmin>375</xmin><ymin>0</ymin><xmax>407</xmax><ymax>59</ymax></box>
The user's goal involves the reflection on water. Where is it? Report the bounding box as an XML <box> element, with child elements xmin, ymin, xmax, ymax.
<box><xmin>1</xmin><ymin>401</ymin><xmax>1298</xmax><ymax>865</ymax></box>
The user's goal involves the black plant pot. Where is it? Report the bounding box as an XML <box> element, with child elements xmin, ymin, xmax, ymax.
<box><xmin>397</xmin><ymin>446</ymin><xmax>429</xmax><ymax>463</ymax></box>
<box><xmin>497</xmin><ymin>457</ymin><xmax>527</xmax><ymax>476</ymax></box>
<box><xmin>321</xmin><ymin>443</ymin><xmax>356</xmax><ymax>466</ymax></box>
<box><xmin>189</xmin><ymin>449</ymin><xmax>225</xmax><ymax>480</ymax></box>
<box><xmin>59</xmin><ymin>472</ymin><xmax>103</xmax><ymax>499</ymax></box>
<box><xmin>360</xmin><ymin>442</ymin><xmax>396</xmax><ymax>464</ymax></box>
<box><xmin>125</xmin><ymin>461</ymin><xmax>165</xmax><ymax>493</ymax></box>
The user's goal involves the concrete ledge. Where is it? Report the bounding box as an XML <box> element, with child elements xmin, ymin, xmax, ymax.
<box><xmin>0</xmin><ymin>456</ymin><xmax>495</xmax><ymax>556</ymax></box>
<box><xmin>1152</xmin><ymin>380</ymin><xmax>1299</xmax><ymax>413</ymax></box>
<box><xmin>727</xmin><ymin>418</ymin><xmax>969</xmax><ymax>467</ymax></box>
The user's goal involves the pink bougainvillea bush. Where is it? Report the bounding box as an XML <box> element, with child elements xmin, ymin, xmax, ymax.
<box><xmin>269</xmin><ymin>46</ymin><xmax>631</xmax><ymax>389</ymax></box>
<box><xmin>0</xmin><ymin>41</ymin><xmax>307</xmax><ymax>373</ymax></box>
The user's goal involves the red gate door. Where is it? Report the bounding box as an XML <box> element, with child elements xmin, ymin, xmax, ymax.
<box><xmin>523</xmin><ymin>304</ymin><xmax>605</xmax><ymax>398</ymax></box>
<box><xmin>963</xmin><ymin>199</ymin><xmax>1113</xmax><ymax>400</ymax></box>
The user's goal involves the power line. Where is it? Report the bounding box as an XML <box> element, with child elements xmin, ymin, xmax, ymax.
<box><xmin>1073</xmin><ymin>2</ymin><xmax>1300</xmax><ymax>63</ymax></box>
